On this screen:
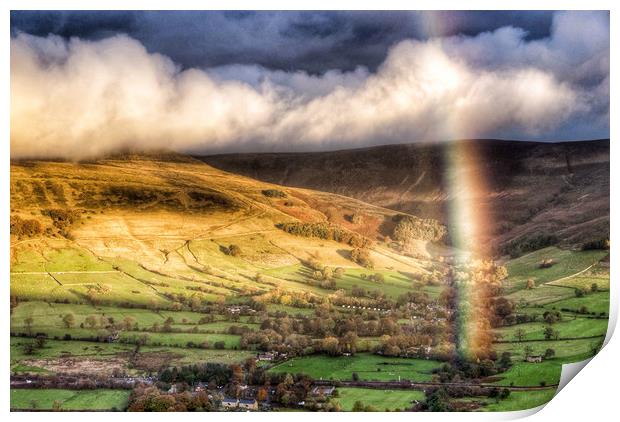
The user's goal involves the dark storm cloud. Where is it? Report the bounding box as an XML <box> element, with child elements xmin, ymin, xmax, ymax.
<box><xmin>10</xmin><ymin>11</ymin><xmax>609</xmax><ymax>159</ymax></box>
<box><xmin>10</xmin><ymin>10</ymin><xmax>555</xmax><ymax>73</ymax></box>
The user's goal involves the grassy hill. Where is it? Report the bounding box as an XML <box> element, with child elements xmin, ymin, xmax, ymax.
<box><xmin>11</xmin><ymin>154</ymin><xmax>445</xmax><ymax>310</ymax></box>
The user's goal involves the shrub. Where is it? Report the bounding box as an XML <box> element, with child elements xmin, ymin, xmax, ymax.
<box><xmin>276</xmin><ymin>222</ymin><xmax>372</xmax><ymax>248</ymax></box>
<box><xmin>42</xmin><ymin>208</ymin><xmax>81</xmax><ymax>231</ymax></box>
<box><xmin>262</xmin><ymin>189</ymin><xmax>287</xmax><ymax>198</ymax></box>
<box><xmin>581</xmin><ymin>238</ymin><xmax>610</xmax><ymax>250</ymax></box>
<box><xmin>348</xmin><ymin>213</ymin><xmax>363</xmax><ymax>224</ymax></box>
<box><xmin>10</xmin><ymin>215</ymin><xmax>43</xmax><ymax>238</ymax></box>
<box><xmin>539</xmin><ymin>259</ymin><xmax>555</xmax><ymax>269</ymax></box>
<box><xmin>350</xmin><ymin>248</ymin><xmax>374</xmax><ymax>269</ymax></box>
<box><xmin>222</xmin><ymin>244</ymin><xmax>242</xmax><ymax>257</ymax></box>
<box><xmin>392</xmin><ymin>215</ymin><xmax>447</xmax><ymax>243</ymax></box>
<box><xmin>503</xmin><ymin>234</ymin><xmax>558</xmax><ymax>258</ymax></box>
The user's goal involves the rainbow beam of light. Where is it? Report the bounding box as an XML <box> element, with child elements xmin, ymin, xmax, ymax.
<box><xmin>418</xmin><ymin>12</ymin><xmax>496</xmax><ymax>361</ymax></box>
<box><xmin>444</xmin><ymin>140</ymin><xmax>494</xmax><ymax>361</ymax></box>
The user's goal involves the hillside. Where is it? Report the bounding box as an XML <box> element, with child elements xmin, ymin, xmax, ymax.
<box><xmin>10</xmin><ymin>154</ymin><xmax>443</xmax><ymax>311</ymax></box>
<box><xmin>9</xmin><ymin>151</ymin><xmax>609</xmax><ymax>412</ymax></box>
<box><xmin>199</xmin><ymin>140</ymin><xmax>610</xmax><ymax>254</ymax></box>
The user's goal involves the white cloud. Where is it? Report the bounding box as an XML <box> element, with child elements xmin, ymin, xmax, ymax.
<box><xmin>10</xmin><ymin>11</ymin><xmax>608</xmax><ymax>159</ymax></box>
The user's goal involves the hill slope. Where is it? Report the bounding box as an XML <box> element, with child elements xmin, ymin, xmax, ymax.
<box><xmin>11</xmin><ymin>154</ymin><xmax>443</xmax><ymax>310</ymax></box>
<box><xmin>199</xmin><ymin>140</ymin><xmax>610</xmax><ymax>253</ymax></box>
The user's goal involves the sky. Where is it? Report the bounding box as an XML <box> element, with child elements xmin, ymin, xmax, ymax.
<box><xmin>10</xmin><ymin>10</ymin><xmax>610</xmax><ymax>159</ymax></box>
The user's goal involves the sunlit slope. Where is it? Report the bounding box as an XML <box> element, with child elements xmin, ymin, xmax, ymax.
<box><xmin>11</xmin><ymin>154</ymin><xmax>439</xmax><ymax>308</ymax></box>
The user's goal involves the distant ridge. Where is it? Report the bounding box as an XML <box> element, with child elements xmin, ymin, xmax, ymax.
<box><xmin>198</xmin><ymin>139</ymin><xmax>610</xmax><ymax>253</ymax></box>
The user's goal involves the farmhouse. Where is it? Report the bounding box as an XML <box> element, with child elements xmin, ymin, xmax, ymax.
<box><xmin>222</xmin><ymin>398</ymin><xmax>238</xmax><ymax>409</ymax></box>
<box><xmin>311</xmin><ymin>386</ymin><xmax>335</xmax><ymax>396</ymax></box>
<box><xmin>238</xmin><ymin>399</ymin><xmax>258</xmax><ymax>410</ymax></box>
<box><xmin>526</xmin><ymin>355</ymin><xmax>543</xmax><ymax>363</ymax></box>
<box><xmin>221</xmin><ymin>398</ymin><xmax>258</xmax><ymax>410</ymax></box>
<box><xmin>257</xmin><ymin>352</ymin><xmax>274</xmax><ymax>361</ymax></box>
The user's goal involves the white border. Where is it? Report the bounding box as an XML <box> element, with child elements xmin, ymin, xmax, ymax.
<box><xmin>2</xmin><ymin>1</ymin><xmax>617</xmax><ymax>421</ymax></box>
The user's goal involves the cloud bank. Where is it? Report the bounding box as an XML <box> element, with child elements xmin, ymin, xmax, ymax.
<box><xmin>10</xmin><ymin>11</ymin><xmax>609</xmax><ymax>159</ymax></box>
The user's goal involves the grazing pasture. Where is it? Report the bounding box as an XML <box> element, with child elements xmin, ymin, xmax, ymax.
<box><xmin>269</xmin><ymin>353</ymin><xmax>441</xmax><ymax>382</ymax></box>
<box><xmin>481</xmin><ymin>389</ymin><xmax>556</xmax><ymax>412</ymax></box>
<box><xmin>10</xmin><ymin>389</ymin><xmax>130</xmax><ymax>410</ymax></box>
<box><xmin>496</xmin><ymin>318</ymin><xmax>608</xmax><ymax>342</ymax></box>
<box><xmin>503</xmin><ymin>248</ymin><xmax>607</xmax><ymax>293</ymax></box>
<box><xmin>490</xmin><ymin>361</ymin><xmax>562</xmax><ymax>387</ymax></box>
<box><xmin>336</xmin><ymin>388</ymin><xmax>425</xmax><ymax>411</ymax></box>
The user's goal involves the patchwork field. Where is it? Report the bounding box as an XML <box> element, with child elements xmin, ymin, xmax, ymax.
<box><xmin>9</xmin><ymin>154</ymin><xmax>609</xmax><ymax>413</ymax></box>
<box><xmin>503</xmin><ymin>247</ymin><xmax>608</xmax><ymax>293</ymax></box>
<box><xmin>335</xmin><ymin>388</ymin><xmax>425</xmax><ymax>411</ymax></box>
<box><xmin>269</xmin><ymin>353</ymin><xmax>442</xmax><ymax>382</ymax></box>
<box><xmin>481</xmin><ymin>389</ymin><xmax>557</xmax><ymax>412</ymax></box>
<box><xmin>10</xmin><ymin>389</ymin><xmax>131</xmax><ymax>411</ymax></box>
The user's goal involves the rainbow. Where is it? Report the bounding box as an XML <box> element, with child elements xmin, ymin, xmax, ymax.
<box><xmin>416</xmin><ymin>12</ymin><xmax>497</xmax><ymax>361</ymax></box>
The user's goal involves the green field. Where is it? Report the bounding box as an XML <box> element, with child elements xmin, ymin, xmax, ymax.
<box><xmin>120</xmin><ymin>331</ymin><xmax>241</xmax><ymax>348</ymax></box>
<box><xmin>545</xmin><ymin>291</ymin><xmax>610</xmax><ymax>315</ymax></box>
<box><xmin>495</xmin><ymin>337</ymin><xmax>604</xmax><ymax>362</ymax></box>
<box><xmin>269</xmin><ymin>353</ymin><xmax>441</xmax><ymax>382</ymax></box>
<box><xmin>10</xmin><ymin>301</ymin><xmax>256</xmax><ymax>330</ymax></box>
<box><xmin>10</xmin><ymin>389</ymin><xmax>130</xmax><ymax>410</ymax></box>
<box><xmin>335</xmin><ymin>387</ymin><xmax>425</xmax><ymax>411</ymax></box>
<box><xmin>506</xmin><ymin>284</ymin><xmax>575</xmax><ymax>306</ymax></box>
<box><xmin>503</xmin><ymin>248</ymin><xmax>607</xmax><ymax>293</ymax></box>
<box><xmin>11</xmin><ymin>245</ymin><xmax>114</xmax><ymax>273</ymax></box>
<box><xmin>490</xmin><ymin>361</ymin><xmax>562</xmax><ymax>387</ymax></box>
<box><xmin>496</xmin><ymin>318</ymin><xmax>608</xmax><ymax>342</ymax></box>
<box><xmin>265</xmin><ymin>265</ymin><xmax>415</xmax><ymax>299</ymax></box>
<box><xmin>481</xmin><ymin>389</ymin><xmax>556</xmax><ymax>412</ymax></box>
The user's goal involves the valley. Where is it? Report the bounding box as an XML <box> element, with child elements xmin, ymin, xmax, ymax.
<box><xmin>9</xmin><ymin>149</ymin><xmax>609</xmax><ymax>412</ymax></box>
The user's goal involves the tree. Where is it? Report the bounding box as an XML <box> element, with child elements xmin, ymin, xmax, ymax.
<box><xmin>499</xmin><ymin>352</ymin><xmax>512</xmax><ymax>369</ymax></box>
<box><xmin>123</xmin><ymin>316</ymin><xmax>136</xmax><ymax>330</ymax></box>
<box><xmin>257</xmin><ymin>388</ymin><xmax>268</xmax><ymax>402</ymax></box>
<box><xmin>24</xmin><ymin>317</ymin><xmax>34</xmax><ymax>334</ymax></box>
<box><xmin>575</xmin><ymin>288</ymin><xmax>585</xmax><ymax>298</ymax></box>
<box><xmin>228</xmin><ymin>244</ymin><xmax>242</xmax><ymax>257</ymax></box>
<box><xmin>544</xmin><ymin>311</ymin><xmax>561</xmax><ymax>324</ymax></box>
<box><xmin>334</xmin><ymin>267</ymin><xmax>345</xmax><ymax>279</ymax></box>
<box><xmin>426</xmin><ymin>388</ymin><xmax>451</xmax><ymax>412</ymax></box>
<box><xmin>524</xmin><ymin>345</ymin><xmax>533</xmax><ymax>358</ymax></box>
<box><xmin>322</xmin><ymin>337</ymin><xmax>340</xmax><ymax>356</ymax></box>
<box><xmin>352</xmin><ymin>401</ymin><xmax>365</xmax><ymax>411</ymax></box>
<box><xmin>372</xmin><ymin>273</ymin><xmax>385</xmax><ymax>283</ymax></box>
<box><xmin>526</xmin><ymin>279</ymin><xmax>536</xmax><ymax>290</ymax></box>
<box><xmin>514</xmin><ymin>328</ymin><xmax>526</xmax><ymax>342</ymax></box>
<box><xmin>62</xmin><ymin>313</ymin><xmax>75</xmax><ymax>328</ymax></box>
<box><xmin>544</xmin><ymin>326</ymin><xmax>559</xmax><ymax>340</ymax></box>
<box><xmin>350</xmin><ymin>248</ymin><xmax>374</xmax><ymax>269</ymax></box>
<box><xmin>591</xmin><ymin>283</ymin><xmax>599</xmax><ymax>293</ymax></box>
<box><xmin>342</xmin><ymin>331</ymin><xmax>358</xmax><ymax>354</ymax></box>
<box><xmin>544</xmin><ymin>348</ymin><xmax>556</xmax><ymax>359</ymax></box>
<box><xmin>34</xmin><ymin>335</ymin><xmax>47</xmax><ymax>349</ymax></box>
<box><xmin>352</xmin><ymin>372</ymin><xmax>359</xmax><ymax>381</ymax></box>
<box><xmin>85</xmin><ymin>315</ymin><xmax>98</xmax><ymax>328</ymax></box>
